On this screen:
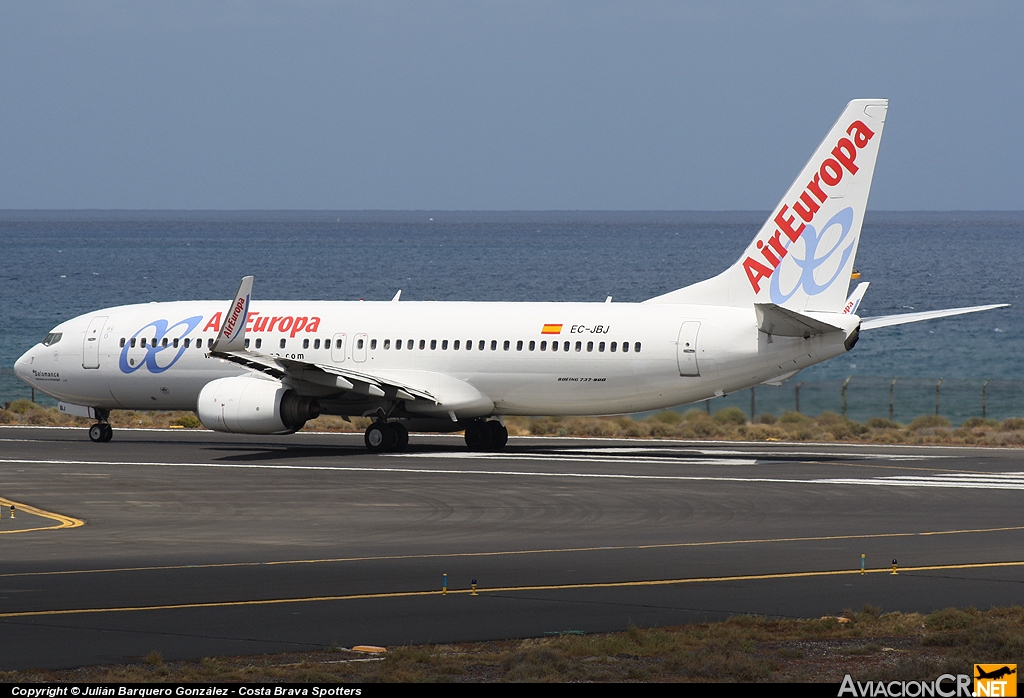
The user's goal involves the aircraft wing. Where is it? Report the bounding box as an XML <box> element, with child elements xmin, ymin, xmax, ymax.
<box><xmin>210</xmin><ymin>350</ymin><xmax>438</xmax><ymax>403</ymax></box>
<box><xmin>860</xmin><ymin>303</ymin><xmax>1009</xmax><ymax>330</ymax></box>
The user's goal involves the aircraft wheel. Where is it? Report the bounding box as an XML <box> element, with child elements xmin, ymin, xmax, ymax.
<box><xmin>365</xmin><ymin>423</ymin><xmax>395</xmax><ymax>452</ymax></box>
<box><xmin>486</xmin><ymin>421</ymin><xmax>508</xmax><ymax>450</ymax></box>
<box><xmin>100</xmin><ymin>423</ymin><xmax>113</xmax><ymax>442</ymax></box>
<box><xmin>464</xmin><ymin>421</ymin><xmax>493</xmax><ymax>451</ymax></box>
<box><xmin>390</xmin><ymin>422</ymin><xmax>409</xmax><ymax>451</ymax></box>
<box><xmin>89</xmin><ymin>424</ymin><xmax>105</xmax><ymax>442</ymax></box>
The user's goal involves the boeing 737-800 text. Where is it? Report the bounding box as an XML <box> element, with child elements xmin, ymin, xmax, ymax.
<box><xmin>14</xmin><ymin>99</ymin><xmax>1008</xmax><ymax>451</ymax></box>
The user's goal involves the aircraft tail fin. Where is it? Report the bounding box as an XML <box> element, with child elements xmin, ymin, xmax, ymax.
<box><xmin>211</xmin><ymin>276</ymin><xmax>253</xmax><ymax>353</ymax></box>
<box><xmin>646</xmin><ymin>99</ymin><xmax>888</xmax><ymax>312</ymax></box>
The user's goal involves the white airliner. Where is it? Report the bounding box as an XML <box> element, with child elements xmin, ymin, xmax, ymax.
<box><xmin>14</xmin><ymin>99</ymin><xmax>1008</xmax><ymax>451</ymax></box>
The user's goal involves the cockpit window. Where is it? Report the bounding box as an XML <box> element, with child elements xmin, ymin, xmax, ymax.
<box><xmin>42</xmin><ymin>332</ymin><xmax>62</xmax><ymax>346</ymax></box>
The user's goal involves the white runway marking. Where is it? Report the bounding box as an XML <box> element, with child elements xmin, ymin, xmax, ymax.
<box><xmin>818</xmin><ymin>472</ymin><xmax>1024</xmax><ymax>491</ymax></box>
<box><xmin>0</xmin><ymin>457</ymin><xmax>1014</xmax><ymax>490</ymax></box>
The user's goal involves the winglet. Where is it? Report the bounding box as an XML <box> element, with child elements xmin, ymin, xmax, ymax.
<box><xmin>212</xmin><ymin>276</ymin><xmax>254</xmax><ymax>353</ymax></box>
<box><xmin>843</xmin><ymin>282</ymin><xmax>870</xmax><ymax>315</ymax></box>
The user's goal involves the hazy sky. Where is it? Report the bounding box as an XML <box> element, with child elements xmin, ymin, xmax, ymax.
<box><xmin>1</xmin><ymin>1</ymin><xmax>1022</xmax><ymax>210</ymax></box>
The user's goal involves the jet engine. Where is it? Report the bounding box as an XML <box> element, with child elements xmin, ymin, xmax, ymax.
<box><xmin>197</xmin><ymin>375</ymin><xmax>320</xmax><ymax>434</ymax></box>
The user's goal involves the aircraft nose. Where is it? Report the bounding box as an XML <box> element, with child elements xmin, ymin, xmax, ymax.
<box><xmin>14</xmin><ymin>347</ymin><xmax>36</xmax><ymax>385</ymax></box>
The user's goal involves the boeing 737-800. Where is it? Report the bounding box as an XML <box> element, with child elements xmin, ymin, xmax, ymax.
<box><xmin>13</xmin><ymin>99</ymin><xmax>1008</xmax><ymax>451</ymax></box>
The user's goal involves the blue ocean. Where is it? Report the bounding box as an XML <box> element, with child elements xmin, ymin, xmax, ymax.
<box><xmin>1</xmin><ymin>211</ymin><xmax>1021</xmax><ymax>422</ymax></box>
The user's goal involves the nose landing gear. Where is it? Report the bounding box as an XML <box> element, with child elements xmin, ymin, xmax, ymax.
<box><xmin>88</xmin><ymin>422</ymin><xmax>113</xmax><ymax>442</ymax></box>
<box><xmin>88</xmin><ymin>409</ymin><xmax>113</xmax><ymax>443</ymax></box>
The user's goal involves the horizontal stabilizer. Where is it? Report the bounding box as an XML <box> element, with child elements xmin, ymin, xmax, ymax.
<box><xmin>755</xmin><ymin>303</ymin><xmax>843</xmax><ymax>338</ymax></box>
<box><xmin>861</xmin><ymin>304</ymin><xmax>1009</xmax><ymax>330</ymax></box>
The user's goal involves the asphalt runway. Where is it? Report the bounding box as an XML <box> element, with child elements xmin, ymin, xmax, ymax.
<box><xmin>1</xmin><ymin>425</ymin><xmax>1023</xmax><ymax>670</ymax></box>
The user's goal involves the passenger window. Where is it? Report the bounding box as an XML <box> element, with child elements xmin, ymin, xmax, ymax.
<box><xmin>419</xmin><ymin>339</ymin><xmax>425</xmax><ymax>350</ymax></box>
<box><xmin>408</xmin><ymin>339</ymin><xmax>414</xmax><ymax>350</ymax></box>
<box><xmin>371</xmin><ymin>339</ymin><xmax>377</xmax><ymax>350</ymax></box>
<box><xmin>453</xmin><ymin>340</ymin><xmax>460</xmax><ymax>350</ymax></box>
<box><xmin>442</xmin><ymin>340</ymin><xmax>448</xmax><ymax>350</ymax></box>
<box><xmin>152</xmin><ymin>337</ymin><xmax>157</xmax><ymax>347</ymax></box>
<box><xmin>635</xmin><ymin>342</ymin><xmax>642</xmax><ymax>353</ymax></box>
<box><xmin>564</xmin><ymin>341</ymin><xmax>570</xmax><ymax>351</ymax></box>
<box><xmin>503</xmin><ymin>340</ymin><xmax>510</xmax><ymax>350</ymax></box>
<box><xmin>183</xmin><ymin>338</ymin><xmax>189</xmax><ymax>349</ymax></box>
<box><xmin>162</xmin><ymin>338</ymin><xmax>168</xmax><ymax>348</ymax></box>
<box><xmin>490</xmin><ymin>340</ymin><xmax>497</xmax><ymax>351</ymax></box>
<box><xmin>141</xmin><ymin>338</ymin><xmax>147</xmax><ymax>348</ymax></box>
<box><xmin>303</xmin><ymin>339</ymin><xmax>310</xmax><ymax>349</ymax></box>
<box><xmin>623</xmin><ymin>341</ymin><xmax>629</xmax><ymax>353</ymax></box>
<box><xmin>244</xmin><ymin>338</ymin><xmax>250</xmax><ymax>349</ymax></box>
<box><xmin>396</xmin><ymin>339</ymin><xmax>403</xmax><ymax>350</ymax></box>
<box><xmin>587</xmin><ymin>341</ymin><xmax>593</xmax><ymax>352</ymax></box>
<box><xmin>467</xmin><ymin>340</ymin><xmax>472</xmax><ymax>351</ymax></box>
<box><xmin>255</xmin><ymin>338</ymin><xmax>262</xmax><ymax>349</ymax></box>
<box><xmin>131</xmin><ymin>337</ymin><xmax>137</xmax><ymax>348</ymax></box>
<box><xmin>382</xmin><ymin>339</ymin><xmax>389</xmax><ymax>350</ymax></box>
<box><xmin>119</xmin><ymin>338</ymin><xmax>126</xmax><ymax>348</ymax></box>
<box><xmin>478</xmin><ymin>340</ymin><xmax>485</xmax><ymax>351</ymax></box>
<box><xmin>280</xmin><ymin>339</ymin><xmax>287</xmax><ymax>349</ymax></box>
<box><xmin>540</xmin><ymin>341</ymin><xmax>547</xmax><ymax>351</ymax></box>
<box><xmin>315</xmin><ymin>339</ymin><xmax>321</xmax><ymax>349</ymax></box>
<box><xmin>517</xmin><ymin>340</ymin><xmax>523</xmax><ymax>351</ymax></box>
<box><xmin>430</xmin><ymin>339</ymin><xmax>437</xmax><ymax>350</ymax></box>
<box><xmin>610</xmin><ymin>341</ymin><xmax>617</xmax><ymax>352</ymax></box>
<box><xmin>575</xmin><ymin>341</ymin><xmax>582</xmax><ymax>352</ymax></box>
<box><xmin>173</xmin><ymin>338</ymin><xmax>180</xmax><ymax>349</ymax></box>
<box><xmin>357</xmin><ymin>338</ymin><xmax>365</xmax><ymax>349</ymax></box>
<box><xmin>552</xmin><ymin>341</ymin><xmax>559</xmax><ymax>352</ymax></box>
<box><xmin>529</xmin><ymin>340</ymin><xmax>535</xmax><ymax>351</ymax></box>
<box><xmin>599</xmin><ymin>342</ymin><xmax>605</xmax><ymax>352</ymax></box>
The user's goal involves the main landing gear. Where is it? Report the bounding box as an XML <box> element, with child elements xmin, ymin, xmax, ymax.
<box><xmin>88</xmin><ymin>422</ymin><xmax>113</xmax><ymax>442</ymax></box>
<box><xmin>364</xmin><ymin>421</ymin><xmax>409</xmax><ymax>453</ymax></box>
<box><xmin>464</xmin><ymin>420</ymin><xmax>508</xmax><ymax>452</ymax></box>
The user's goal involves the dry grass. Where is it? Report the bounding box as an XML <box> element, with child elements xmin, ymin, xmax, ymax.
<box><xmin>3</xmin><ymin>606</ymin><xmax>1022</xmax><ymax>683</ymax></box>
<box><xmin>3</xmin><ymin>400</ymin><xmax>1024</xmax><ymax>446</ymax></box>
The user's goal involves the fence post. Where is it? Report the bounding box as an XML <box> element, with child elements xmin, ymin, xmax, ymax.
<box><xmin>841</xmin><ymin>376</ymin><xmax>852</xmax><ymax>418</ymax></box>
<box><xmin>795</xmin><ymin>382</ymin><xmax>802</xmax><ymax>414</ymax></box>
<box><xmin>705</xmin><ymin>399</ymin><xmax>711</xmax><ymax>415</ymax></box>
<box><xmin>935</xmin><ymin>378</ymin><xmax>943</xmax><ymax>416</ymax></box>
<box><xmin>750</xmin><ymin>387</ymin><xmax>756</xmax><ymax>421</ymax></box>
<box><xmin>889</xmin><ymin>378</ymin><xmax>897</xmax><ymax>422</ymax></box>
<box><xmin>982</xmin><ymin>379</ymin><xmax>990</xmax><ymax>419</ymax></box>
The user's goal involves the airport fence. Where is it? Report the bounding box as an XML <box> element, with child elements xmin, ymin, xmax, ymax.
<box><xmin>701</xmin><ymin>376</ymin><xmax>1024</xmax><ymax>425</ymax></box>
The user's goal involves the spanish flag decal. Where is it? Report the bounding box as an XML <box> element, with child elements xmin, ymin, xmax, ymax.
<box><xmin>541</xmin><ymin>324</ymin><xmax>563</xmax><ymax>335</ymax></box>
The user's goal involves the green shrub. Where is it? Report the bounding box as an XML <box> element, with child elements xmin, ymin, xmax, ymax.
<box><xmin>650</xmin><ymin>410</ymin><xmax>683</xmax><ymax>425</ymax></box>
<box><xmin>6</xmin><ymin>399</ymin><xmax>38</xmax><ymax>414</ymax></box>
<box><xmin>779</xmin><ymin>410</ymin><xmax>812</xmax><ymax>424</ymax></box>
<box><xmin>908</xmin><ymin>414</ymin><xmax>951</xmax><ymax>431</ymax></box>
<box><xmin>1001</xmin><ymin>418</ymin><xmax>1024</xmax><ymax>431</ymax></box>
<box><xmin>713</xmin><ymin>407</ymin><xmax>748</xmax><ymax>426</ymax></box>
<box><xmin>172</xmin><ymin>413</ymin><xmax>202</xmax><ymax>429</ymax></box>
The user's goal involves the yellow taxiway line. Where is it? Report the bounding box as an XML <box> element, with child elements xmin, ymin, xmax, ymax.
<box><xmin>1</xmin><ymin>559</ymin><xmax>1022</xmax><ymax>620</ymax></box>
<box><xmin>0</xmin><ymin>497</ymin><xmax>83</xmax><ymax>534</ymax></box>
<box><xmin>2</xmin><ymin>524</ymin><xmax>1022</xmax><ymax>578</ymax></box>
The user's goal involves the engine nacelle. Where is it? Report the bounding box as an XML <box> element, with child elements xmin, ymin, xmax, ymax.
<box><xmin>197</xmin><ymin>375</ymin><xmax>320</xmax><ymax>435</ymax></box>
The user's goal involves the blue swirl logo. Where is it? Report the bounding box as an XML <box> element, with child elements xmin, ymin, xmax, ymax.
<box><xmin>769</xmin><ymin>207</ymin><xmax>856</xmax><ymax>304</ymax></box>
<box><xmin>118</xmin><ymin>316</ymin><xmax>203</xmax><ymax>374</ymax></box>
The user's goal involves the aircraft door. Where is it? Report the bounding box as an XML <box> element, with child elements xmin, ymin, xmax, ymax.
<box><xmin>676</xmin><ymin>321</ymin><xmax>700</xmax><ymax>377</ymax></box>
<box><xmin>353</xmin><ymin>333</ymin><xmax>368</xmax><ymax>363</ymax></box>
<box><xmin>83</xmin><ymin>315</ymin><xmax>108</xmax><ymax>369</ymax></box>
<box><xmin>330</xmin><ymin>333</ymin><xmax>347</xmax><ymax>363</ymax></box>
